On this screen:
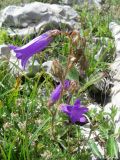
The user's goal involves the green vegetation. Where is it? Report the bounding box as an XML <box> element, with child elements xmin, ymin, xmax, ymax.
<box><xmin>0</xmin><ymin>1</ymin><xmax>120</xmax><ymax>159</ymax></box>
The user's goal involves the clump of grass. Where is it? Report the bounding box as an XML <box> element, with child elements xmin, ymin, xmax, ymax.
<box><xmin>0</xmin><ymin>29</ymin><xmax>9</xmax><ymax>44</ymax></box>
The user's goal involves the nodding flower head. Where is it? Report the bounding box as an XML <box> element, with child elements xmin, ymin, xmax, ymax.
<box><xmin>60</xmin><ymin>99</ymin><xmax>88</xmax><ymax>124</ymax></box>
<box><xmin>9</xmin><ymin>29</ymin><xmax>61</xmax><ymax>69</ymax></box>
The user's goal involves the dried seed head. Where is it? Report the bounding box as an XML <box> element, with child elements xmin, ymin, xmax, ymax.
<box><xmin>67</xmin><ymin>55</ymin><xmax>77</xmax><ymax>70</ymax></box>
<box><xmin>70</xmin><ymin>56</ymin><xmax>76</xmax><ymax>63</ymax></box>
<box><xmin>51</xmin><ymin>60</ymin><xmax>64</xmax><ymax>82</ymax></box>
<box><xmin>50</xmin><ymin>29</ymin><xmax>61</xmax><ymax>36</ymax></box>
<box><xmin>69</xmin><ymin>30</ymin><xmax>86</xmax><ymax>50</ymax></box>
<box><xmin>71</xmin><ymin>31</ymin><xmax>80</xmax><ymax>46</ymax></box>
<box><xmin>69</xmin><ymin>80</ymin><xmax>79</xmax><ymax>93</ymax></box>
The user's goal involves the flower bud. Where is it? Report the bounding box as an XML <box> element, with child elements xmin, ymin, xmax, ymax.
<box><xmin>48</xmin><ymin>79</ymin><xmax>70</xmax><ymax>107</ymax></box>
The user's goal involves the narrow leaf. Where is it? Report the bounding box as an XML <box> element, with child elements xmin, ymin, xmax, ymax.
<box><xmin>106</xmin><ymin>135</ymin><xmax>118</xmax><ymax>159</ymax></box>
<box><xmin>0</xmin><ymin>144</ymin><xmax>7</xmax><ymax>160</ymax></box>
<box><xmin>29</xmin><ymin>117</ymin><xmax>50</xmax><ymax>145</ymax></box>
<box><xmin>88</xmin><ymin>139</ymin><xmax>103</xmax><ymax>159</ymax></box>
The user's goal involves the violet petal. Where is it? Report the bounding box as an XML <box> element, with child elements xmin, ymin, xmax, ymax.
<box><xmin>79</xmin><ymin>116</ymin><xmax>87</xmax><ymax>123</ymax></box>
<box><xmin>9</xmin><ymin>30</ymin><xmax>59</xmax><ymax>69</ymax></box>
<box><xmin>74</xmin><ymin>99</ymin><xmax>81</xmax><ymax>108</ymax></box>
<box><xmin>50</xmin><ymin>84</ymin><xmax>62</xmax><ymax>103</ymax></box>
<box><xmin>64</xmin><ymin>79</ymin><xmax>70</xmax><ymax>90</ymax></box>
<box><xmin>60</xmin><ymin>104</ymin><xmax>72</xmax><ymax>116</ymax></box>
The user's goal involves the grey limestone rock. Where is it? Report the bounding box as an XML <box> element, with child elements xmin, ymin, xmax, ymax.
<box><xmin>0</xmin><ymin>44</ymin><xmax>10</xmax><ymax>58</ymax></box>
<box><xmin>103</xmin><ymin>22</ymin><xmax>120</xmax><ymax>152</ymax></box>
<box><xmin>0</xmin><ymin>2</ymin><xmax>79</xmax><ymax>37</ymax></box>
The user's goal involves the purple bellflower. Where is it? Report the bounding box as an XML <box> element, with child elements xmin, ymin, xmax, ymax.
<box><xmin>9</xmin><ymin>30</ymin><xmax>60</xmax><ymax>69</ymax></box>
<box><xmin>49</xmin><ymin>79</ymin><xmax>70</xmax><ymax>105</ymax></box>
<box><xmin>60</xmin><ymin>99</ymin><xmax>88</xmax><ymax>124</ymax></box>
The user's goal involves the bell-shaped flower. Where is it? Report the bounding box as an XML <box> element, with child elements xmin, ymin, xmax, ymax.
<box><xmin>9</xmin><ymin>30</ymin><xmax>60</xmax><ymax>69</ymax></box>
<box><xmin>48</xmin><ymin>80</ymin><xmax>70</xmax><ymax>106</ymax></box>
<box><xmin>60</xmin><ymin>99</ymin><xmax>88</xmax><ymax>124</ymax></box>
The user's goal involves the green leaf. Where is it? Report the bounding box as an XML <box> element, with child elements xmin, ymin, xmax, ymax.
<box><xmin>78</xmin><ymin>72</ymin><xmax>104</xmax><ymax>94</ymax></box>
<box><xmin>0</xmin><ymin>144</ymin><xmax>7</xmax><ymax>160</ymax></box>
<box><xmin>62</xmin><ymin>42</ymin><xmax>70</xmax><ymax>56</ymax></box>
<box><xmin>106</xmin><ymin>135</ymin><xmax>118</xmax><ymax>159</ymax></box>
<box><xmin>59</xmin><ymin>55</ymin><xmax>79</xmax><ymax>81</ymax></box>
<box><xmin>66</xmin><ymin>66</ymin><xmax>79</xmax><ymax>81</ymax></box>
<box><xmin>88</xmin><ymin>139</ymin><xmax>103</xmax><ymax>159</ymax></box>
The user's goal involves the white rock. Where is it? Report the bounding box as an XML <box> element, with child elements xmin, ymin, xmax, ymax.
<box><xmin>104</xmin><ymin>102</ymin><xmax>112</xmax><ymax>113</ymax></box>
<box><xmin>112</xmin><ymin>92</ymin><xmax>120</xmax><ymax>108</ymax></box>
<box><xmin>0</xmin><ymin>2</ymin><xmax>79</xmax><ymax>37</ymax></box>
<box><xmin>94</xmin><ymin>45</ymin><xmax>106</xmax><ymax>61</ymax></box>
<box><xmin>109</xmin><ymin>22</ymin><xmax>120</xmax><ymax>56</ymax></box>
<box><xmin>42</xmin><ymin>61</ymin><xmax>53</xmax><ymax>74</ymax></box>
<box><xmin>88</xmin><ymin>103</ymin><xmax>102</xmax><ymax>113</ymax></box>
<box><xmin>0</xmin><ymin>44</ymin><xmax>10</xmax><ymax>58</ymax></box>
<box><xmin>93</xmin><ymin>0</ymin><xmax>103</xmax><ymax>8</ymax></box>
<box><xmin>42</xmin><ymin>60</ymin><xmax>60</xmax><ymax>82</ymax></box>
<box><xmin>104</xmin><ymin>22</ymin><xmax>120</xmax><ymax>151</ymax></box>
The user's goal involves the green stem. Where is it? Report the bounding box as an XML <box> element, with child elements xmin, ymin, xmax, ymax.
<box><xmin>51</xmin><ymin>109</ymin><xmax>57</xmax><ymax>140</ymax></box>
